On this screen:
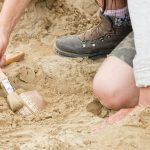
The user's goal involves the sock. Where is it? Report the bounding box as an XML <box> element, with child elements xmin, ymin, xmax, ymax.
<box><xmin>103</xmin><ymin>7</ymin><xmax>131</xmax><ymax>26</ymax></box>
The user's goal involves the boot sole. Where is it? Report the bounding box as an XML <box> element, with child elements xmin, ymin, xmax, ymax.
<box><xmin>54</xmin><ymin>44</ymin><xmax>113</xmax><ymax>59</ymax></box>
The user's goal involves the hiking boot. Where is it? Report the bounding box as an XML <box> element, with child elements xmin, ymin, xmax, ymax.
<box><xmin>55</xmin><ymin>15</ymin><xmax>132</xmax><ymax>59</ymax></box>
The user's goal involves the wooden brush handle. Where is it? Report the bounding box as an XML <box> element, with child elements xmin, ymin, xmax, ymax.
<box><xmin>0</xmin><ymin>52</ymin><xmax>25</xmax><ymax>79</ymax></box>
<box><xmin>4</xmin><ymin>51</ymin><xmax>25</xmax><ymax>67</ymax></box>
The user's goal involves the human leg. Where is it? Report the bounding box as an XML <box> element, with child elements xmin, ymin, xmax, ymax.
<box><xmin>92</xmin><ymin>33</ymin><xmax>140</xmax><ymax>127</ymax></box>
<box><xmin>0</xmin><ymin>0</ymin><xmax>31</xmax><ymax>65</ymax></box>
<box><xmin>93</xmin><ymin>33</ymin><xmax>139</xmax><ymax>110</ymax></box>
<box><xmin>55</xmin><ymin>0</ymin><xmax>131</xmax><ymax>59</ymax></box>
<box><xmin>97</xmin><ymin>0</ymin><xmax>127</xmax><ymax>10</ymax></box>
<box><xmin>93</xmin><ymin>56</ymin><xmax>139</xmax><ymax>110</ymax></box>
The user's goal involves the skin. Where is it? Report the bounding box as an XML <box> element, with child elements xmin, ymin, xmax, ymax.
<box><xmin>93</xmin><ymin>0</ymin><xmax>150</xmax><ymax>126</ymax></box>
<box><xmin>0</xmin><ymin>0</ymin><xmax>32</xmax><ymax>66</ymax></box>
<box><xmin>0</xmin><ymin>0</ymin><xmax>127</xmax><ymax>65</ymax></box>
<box><xmin>93</xmin><ymin>56</ymin><xmax>150</xmax><ymax>126</ymax></box>
<box><xmin>0</xmin><ymin>0</ymin><xmax>150</xmax><ymax>126</ymax></box>
<box><xmin>93</xmin><ymin>56</ymin><xmax>140</xmax><ymax>111</ymax></box>
<box><xmin>98</xmin><ymin>0</ymin><xmax>127</xmax><ymax>10</ymax></box>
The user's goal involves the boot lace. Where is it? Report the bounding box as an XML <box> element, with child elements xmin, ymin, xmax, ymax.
<box><xmin>82</xmin><ymin>21</ymin><xmax>113</xmax><ymax>47</ymax></box>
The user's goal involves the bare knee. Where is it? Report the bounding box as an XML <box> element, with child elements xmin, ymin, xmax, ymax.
<box><xmin>93</xmin><ymin>76</ymin><xmax>123</xmax><ymax>110</ymax></box>
<box><xmin>93</xmin><ymin>56</ymin><xmax>139</xmax><ymax>110</ymax></box>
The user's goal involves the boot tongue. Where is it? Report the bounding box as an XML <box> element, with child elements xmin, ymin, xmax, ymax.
<box><xmin>79</xmin><ymin>15</ymin><xmax>112</xmax><ymax>41</ymax></box>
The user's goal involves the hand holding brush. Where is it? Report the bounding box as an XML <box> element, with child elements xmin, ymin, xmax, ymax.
<box><xmin>0</xmin><ymin>52</ymin><xmax>47</xmax><ymax>116</ymax></box>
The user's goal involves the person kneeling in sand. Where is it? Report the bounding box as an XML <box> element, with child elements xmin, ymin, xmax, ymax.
<box><xmin>56</xmin><ymin>0</ymin><xmax>150</xmax><ymax>125</ymax></box>
<box><xmin>93</xmin><ymin>0</ymin><xmax>150</xmax><ymax>125</ymax></box>
<box><xmin>0</xmin><ymin>0</ymin><xmax>150</xmax><ymax>126</ymax></box>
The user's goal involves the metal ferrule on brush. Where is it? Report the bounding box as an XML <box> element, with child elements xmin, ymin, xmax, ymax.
<box><xmin>0</xmin><ymin>78</ymin><xmax>15</xmax><ymax>95</ymax></box>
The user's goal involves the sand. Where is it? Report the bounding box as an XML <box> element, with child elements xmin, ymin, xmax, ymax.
<box><xmin>0</xmin><ymin>0</ymin><xmax>150</xmax><ymax>149</ymax></box>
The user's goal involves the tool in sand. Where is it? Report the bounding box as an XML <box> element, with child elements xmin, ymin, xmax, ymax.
<box><xmin>0</xmin><ymin>51</ymin><xmax>25</xmax><ymax>111</ymax></box>
<box><xmin>0</xmin><ymin>69</ymin><xmax>24</xmax><ymax>112</ymax></box>
<box><xmin>3</xmin><ymin>51</ymin><xmax>25</xmax><ymax>67</ymax></box>
<box><xmin>0</xmin><ymin>52</ymin><xmax>47</xmax><ymax>115</ymax></box>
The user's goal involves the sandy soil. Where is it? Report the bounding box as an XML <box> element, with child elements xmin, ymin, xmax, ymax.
<box><xmin>0</xmin><ymin>0</ymin><xmax>150</xmax><ymax>149</ymax></box>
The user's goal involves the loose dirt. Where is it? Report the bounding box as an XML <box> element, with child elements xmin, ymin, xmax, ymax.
<box><xmin>0</xmin><ymin>0</ymin><xmax>150</xmax><ymax>149</ymax></box>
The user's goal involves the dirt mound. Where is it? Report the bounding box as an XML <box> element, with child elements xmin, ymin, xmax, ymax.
<box><xmin>0</xmin><ymin>0</ymin><xmax>150</xmax><ymax>149</ymax></box>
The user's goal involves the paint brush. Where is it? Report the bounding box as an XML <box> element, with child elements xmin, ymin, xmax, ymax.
<box><xmin>0</xmin><ymin>69</ymin><xmax>24</xmax><ymax>112</ymax></box>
